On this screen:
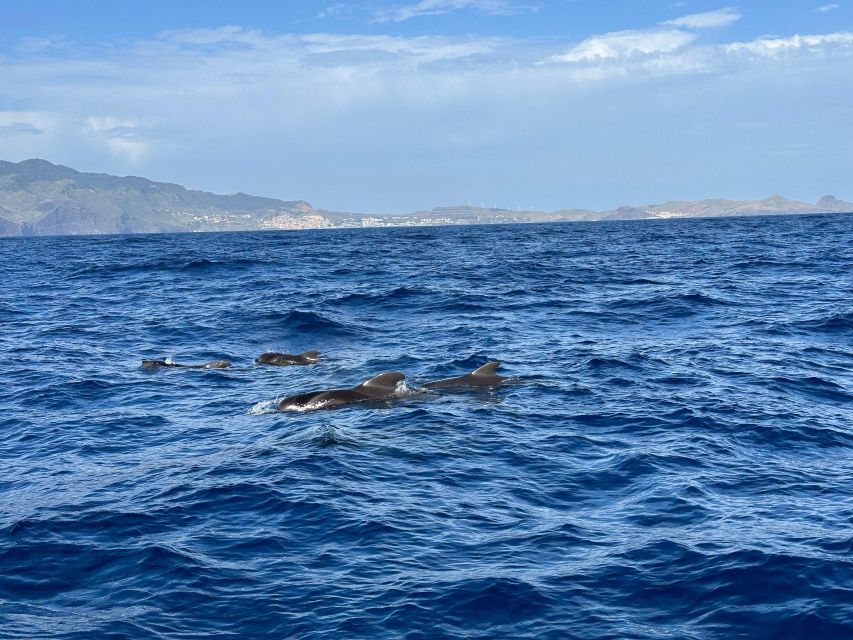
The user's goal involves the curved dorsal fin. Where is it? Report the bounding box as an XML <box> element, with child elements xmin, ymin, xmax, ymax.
<box><xmin>471</xmin><ymin>361</ymin><xmax>501</xmax><ymax>376</ymax></box>
<box><xmin>357</xmin><ymin>371</ymin><xmax>405</xmax><ymax>396</ymax></box>
<box><xmin>302</xmin><ymin>350</ymin><xmax>320</xmax><ymax>358</ymax></box>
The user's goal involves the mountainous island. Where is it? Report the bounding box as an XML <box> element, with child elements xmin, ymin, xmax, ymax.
<box><xmin>0</xmin><ymin>158</ymin><xmax>850</xmax><ymax>237</ymax></box>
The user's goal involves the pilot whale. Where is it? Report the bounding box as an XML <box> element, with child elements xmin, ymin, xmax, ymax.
<box><xmin>142</xmin><ymin>359</ymin><xmax>231</xmax><ymax>369</ymax></box>
<box><xmin>423</xmin><ymin>362</ymin><xmax>506</xmax><ymax>389</ymax></box>
<box><xmin>256</xmin><ymin>350</ymin><xmax>320</xmax><ymax>366</ymax></box>
<box><xmin>277</xmin><ymin>372</ymin><xmax>405</xmax><ymax>411</ymax></box>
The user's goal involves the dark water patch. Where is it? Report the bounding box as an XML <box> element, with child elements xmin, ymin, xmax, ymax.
<box><xmin>790</xmin><ymin>311</ymin><xmax>853</xmax><ymax>334</ymax></box>
<box><xmin>615</xmin><ymin>277</ymin><xmax>668</xmax><ymax>285</ymax></box>
<box><xmin>766</xmin><ymin>375</ymin><xmax>851</xmax><ymax>404</ymax></box>
<box><xmin>734</xmin><ymin>419</ymin><xmax>853</xmax><ymax>450</ymax></box>
<box><xmin>329</xmin><ymin>286</ymin><xmax>432</xmax><ymax>306</ymax></box>
<box><xmin>652</xmin><ymin>374</ymin><xmax>702</xmax><ymax>386</ymax></box>
<box><xmin>5</xmin><ymin>510</ymin><xmax>169</xmax><ymax>540</ymax></box>
<box><xmin>414</xmin><ymin>577</ymin><xmax>551</xmax><ymax>628</ymax></box>
<box><xmin>265</xmin><ymin>309</ymin><xmax>368</xmax><ymax>335</ymax></box>
<box><xmin>68</xmin><ymin>256</ymin><xmax>267</xmax><ymax>279</ymax></box>
<box><xmin>179</xmin><ymin>257</ymin><xmax>265</xmax><ymax>272</ymax></box>
<box><xmin>626</xmin><ymin>494</ymin><xmax>712</xmax><ymax>527</ymax></box>
<box><xmin>11</xmin><ymin>380</ymin><xmax>126</xmax><ymax>411</ymax></box>
<box><xmin>609</xmin><ymin>292</ymin><xmax>735</xmax><ymax>320</ymax></box>
<box><xmin>583</xmin><ymin>356</ymin><xmax>644</xmax><ymax>371</ymax></box>
<box><xmin>268</xmin><ymin>423</ymin><xmax>365</xmax><ymax>449</ymax></box>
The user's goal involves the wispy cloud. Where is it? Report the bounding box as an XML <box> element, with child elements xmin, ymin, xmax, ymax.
<box><xmin>0</xmin><ymin>122</ymin><xmax>44</xmax><ymax>135</ymax></box>
<box><xmin>371</xmin><ymin>0</ymin><xmax>538</xmax><ymax>23</ymax></box>
<box><xmin>548</xmin><ymin>8</ymin><xmax>742</xmax><ymax>66</ymax></box>
<box><xmin>317</xmin><ymin>4</ymin><xmax>354</xmax><ymax>20</ymax></box>
<box><xmin>150</xmin><ymin>28</ymin><xmax>509</xmax><ymax>67</ymax></box>
<box><xmin>724</xmin><ymin>31</ymin><xmax>853</xmax><ymax>56</ymax></box>
<box><xmin>815</xmin><ymin>3</ymin><xmax>840</xmax><ymax>12</ymax></box>
<box><xmin>663</xmin><ymin>8</ymin><xmax>743</xmax><ymax>29</ymax></box>
<box><xmin>551</xmin><ymin>29</ymin><xmax>696</xmax><ymax>63</ymax></box>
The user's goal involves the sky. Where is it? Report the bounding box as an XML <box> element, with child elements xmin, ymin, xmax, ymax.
<box><xmin>1</xmin><ymin>0</ymin><xmax>852</xmax><ymax>212</ymax></box>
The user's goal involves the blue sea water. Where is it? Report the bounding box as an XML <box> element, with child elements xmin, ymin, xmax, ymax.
<box><xmin>1</xmin><ymin>214</ymin><xmax>852</xmax><ymax>639</ymax></box>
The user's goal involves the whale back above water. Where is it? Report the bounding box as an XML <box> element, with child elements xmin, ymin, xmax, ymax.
<box><xmin>355</xmin><ymin>372</ymin><xmax>407</xmax><ymax>397</ymax></box>
<box><xmin>423</xmin><ymin>361</ymin><xmax>506</xmax><ymax>389</ymax></box>
<box><xmin>256</xmin><ymin>350</ymin><xmax>320</xmax><ymax>366</ymax></box>
<box><xmin>142</xmin><ymin>359</ymin><xmax>231</xmax><ymax>369</ymax></box>
<box><xmin>277</xmin><ymin>371</ymin><xmax>405</xmax><ymax>411</ymax></box>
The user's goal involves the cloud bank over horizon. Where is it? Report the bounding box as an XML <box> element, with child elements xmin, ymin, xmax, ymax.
<box><xmin>1</xmin><ymin>2</ymin><xmax>852</xmax><ymax>212</ymax></box>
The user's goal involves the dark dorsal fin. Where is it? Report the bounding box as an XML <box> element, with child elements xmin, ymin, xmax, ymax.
<box><xmin>302</xmin><ymin>350</ymin><xmax>320</xmax><ymax>359</ymax></box>
<box><xmin>356</xmin><ymin>371</ymin><xmax>405</xmax><ymax>397</ymax></box>
<box><xmin>471</xmin><ymin>361</ymin><xmax>501</xmax><ymax>376</ymax></box>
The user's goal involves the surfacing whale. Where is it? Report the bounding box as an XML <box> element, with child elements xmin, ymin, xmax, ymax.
<box><xmin>256</xmin><ymin>350</ymin><xmax>320</xmax><ymax>366</ymax></box>
<box><xmin>142</xmin><ymin>359</ymin><xmax>231</xmax><ymax>369</ymax></box>
<box><xmin>277</xmin><ymin>372</ymin><xmax>405</xmax><ymax>412</ymax></box>
<box><xmin>422</xmin><ymin>362</ymin><xmax>506</xmax><ymax>389</ymax></box>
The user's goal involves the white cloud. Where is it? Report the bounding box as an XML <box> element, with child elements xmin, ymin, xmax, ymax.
<box><xmin>815</xmin><ymin>3</ymin><xmax>840</xmax><ymax>12</ymax></box>
<box><xmin>724</xmin><ymin>31</ymin><xmax>853</xmax><ymax>56</ymax></box>
<box><xmin>371</xmin><ymin>0</ymin><xmax>537</xmax><ymax>23</ymax></box>
<box><xmin>664</xmin><ymin>8</ymin><xmax>743</xmax><ymax>29</ymax></box>
<box><xmin>551</xmin><ymin>29</ymin><xmax>696</xmax><ymax>63</ymax></box>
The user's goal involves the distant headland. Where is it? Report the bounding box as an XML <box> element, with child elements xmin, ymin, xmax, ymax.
<box><xmin>0</xmin><ymin>158</ymin><xmax>850</xmax><ymax>237</ymax></box>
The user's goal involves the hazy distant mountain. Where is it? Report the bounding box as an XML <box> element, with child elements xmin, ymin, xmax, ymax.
<box><xmin>639</xmin><ymin>195</ymin><xmax>823</xmax><ymax>219</ymax></box>
<box><xmin>409</xmin><ymin>194</ymin><xmax>853</xmax><ymax>225</ymax></box>
<box><xmin>605</xmin><ymin>206</ymin><xmax>651</xmax><ymax>221</ymax></box>
<box><xmin>815</xmin><ymin>195</ymin><xmax>853</xmax><ymax>212</ymax></box>
<box><xmin>0</xmin><ymin>158</ymin><xmax>321</xmax><ymax>236</ymax></box>
<box><xmin>0</xmin><ymin>159</ymin><xmax>850</xmax><ymax>237</ymax></box>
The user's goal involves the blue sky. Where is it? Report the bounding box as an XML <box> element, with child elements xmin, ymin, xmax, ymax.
<box><xmin>1</xmin><ymin>0</ymin><xmax>852</xmax><ymax>212</ymax></box>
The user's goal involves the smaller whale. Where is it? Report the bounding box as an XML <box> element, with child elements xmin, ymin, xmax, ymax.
<box><xmin>256</xmin><ymin>350</ymin><xmax>320</xmax><ymax>366</ymax></box>
<box><xmin>142</xmin><ymin>359</ymin><xmax>231</xmax><ymax>369</ymax></box>
<box><xmin>277</xmin><ymin>371</ymin><xmax>405</xmax><ymax>411</ymax></box>
<box><xmin>422</xmin><ymin>362</ymin><xmax>506</xmax><ymax>389</ymax></box>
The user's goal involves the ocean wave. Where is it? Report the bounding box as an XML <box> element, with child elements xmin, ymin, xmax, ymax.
<box><xmin>68</xmin><ymin>256</ymin><xmax>265</xmax><ymax>279</ymax></box>
<box><xmin>790</xmin><ymin>310</ymin><xmax>853</xmax><ymax>334</ymax></box>
<box><xmin>582</xmin><ymin>356</ymin><xmax>644</xmax><ymax>371</ymax></box>
<box><xmin>418</xmin><ymin>577</ymin><xmax>551</xmax><ymax>627</ymax></box>
<box><xmin>767</xmin><ymin>375</ymin><xmax>851</xmax><ymax>403</ymax></box>
<box><xmin>610</xmin><ymin>292</ymin><xmax>734</xmax><ymax>316</ymax></box>
<box><xmin>229</xmin><ymin>308</ymin><xmax>371</xmax><ymax>338</ymax></box>
<box><xmin>329</xmin><ymin>286</ymin><xmax>431</xmax><ymax>306</ymax></box>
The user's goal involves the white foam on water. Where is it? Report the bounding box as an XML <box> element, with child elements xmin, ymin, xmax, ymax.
<box><xmin>247</xmin><ymin>399</ymin><xmax>278</xmax><ymax>415</ymax></box>
<box><xmin>395</xmin><ymin>381</ymin><xmax>427</xmax><ymax>397</ymax></box>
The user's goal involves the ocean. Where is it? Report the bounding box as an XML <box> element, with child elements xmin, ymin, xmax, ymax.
<box><xmin>1</xmin><ymin>214</ymin><xmax>851</xmax><ymax>639</ymax></box>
